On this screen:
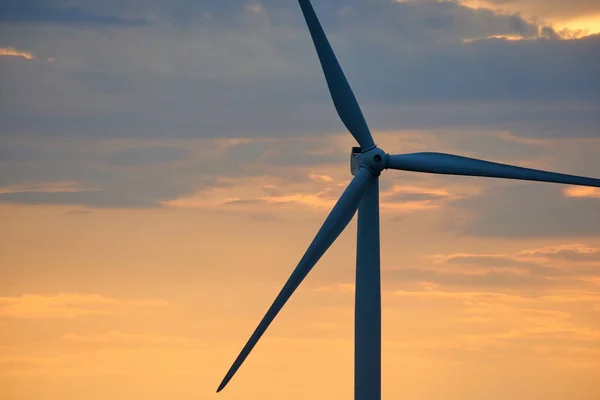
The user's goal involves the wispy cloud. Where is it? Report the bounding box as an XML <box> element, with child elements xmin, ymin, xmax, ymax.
<box><xmin>308</xmin><ymin>173</ymin><xmax>334</xmax><ymax>183</ymax></box>
<box><xmin>0</xmin><ymin>47</ymin><xmax>34</xmax><ymax>60</ymax></box>
<box><xmin>163</xmin><ymin>174</ymin><xmax>463</xmax><ymax>214</ymax></box>
<box><xmin>564</xmin><ymin>186</ymin><xmax>600</xmax><ymax>198</ymax></box>
<box><xmin>519</xmin><ymin>244</ymin><xmax>600</xmax><ymax>262</ymax></box>
<box><xmin>244</xmin><ymin>3</ymin><xmax>263</xmax><ymax>14</ymax></box>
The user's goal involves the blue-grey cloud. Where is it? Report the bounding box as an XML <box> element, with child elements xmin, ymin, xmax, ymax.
<box><xmin>0</xmin><ymin>0</ymin><xmax>147</xmax><ymax>26</ymax></box>
<box><xmin>0</xmin><ymin>136</ymin><xmax>351</xmax><ymax>208</ymax></box>
<box><xmin>104</xmin><ymin>146</ymin><xmax>188</xmax><ymax>166</ymax></box>
<box><xmin>1</xmin><ymin>1</ymin><xmax>599</xmax><ymax>141</ymax></box>
<box><xmin>1</xmin><ymin>0</ymin><xmax>599</xmax><ymax>211</ymax></box>
<box><xmin>0</xmin><ymin>190</ymin><xmax>158</xmax><ymax>208</ymax></box>
<box><xmin>449</xmin><ymin>184</ymin><xmax>600</xmax><ymax>238</ymax></box>
<box><xmin>0</xmin><ymin>140</ymin><xmax>213</xmax><ymax>208</ymax></box>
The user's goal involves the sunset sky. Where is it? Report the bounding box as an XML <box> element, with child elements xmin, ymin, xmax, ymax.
<box><xmin>1</xmin><ymin>1</ymin><xmax>600</xmax><ymax>399</ymax></box>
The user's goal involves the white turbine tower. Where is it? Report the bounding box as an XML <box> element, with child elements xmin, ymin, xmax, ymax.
<box><xmin>218</xmin><ymin>1</ymin><xmax>600</xmax><ymax>398</ymax></box>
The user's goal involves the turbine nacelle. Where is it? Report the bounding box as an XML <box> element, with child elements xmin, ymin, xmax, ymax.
<box><xmin>350</xmin><ymin>146</ymin><xmax>388</xmax><ymax>176</ymax></box>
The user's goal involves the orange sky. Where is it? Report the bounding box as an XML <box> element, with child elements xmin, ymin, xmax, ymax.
<box><xmin>2</xmin><ymin>130</ymin><xmax>600</xmax><ymax>399</ymax></box>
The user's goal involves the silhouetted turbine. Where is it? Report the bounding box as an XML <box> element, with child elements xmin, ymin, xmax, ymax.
<box><xmin>218</xmin><ymin>1</ymin><xmax>600</xmax><ymax>398</ymax></box>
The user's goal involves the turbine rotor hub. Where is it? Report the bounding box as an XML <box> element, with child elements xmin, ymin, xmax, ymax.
<box><xmin>350</xmin><ymin>146</ymin><xmax>387</xmax><ymax>176</ymax></box>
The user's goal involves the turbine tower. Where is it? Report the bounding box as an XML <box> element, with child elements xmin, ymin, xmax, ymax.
<box><xmin>218</xmin><ymin>1</ymin><xmax>600</xmax><ymax>398</ymax></box>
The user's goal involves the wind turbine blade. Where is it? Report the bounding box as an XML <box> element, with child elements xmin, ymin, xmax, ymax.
<box><xmin>298</xmin><ymin>0</ymin><xmax>376</xmax><ymax>150</ymax></box>
<box><xmin>217</xmin><ymin>167</ymin><xmax>374</xmax><ymax>393</ymax></box>
<box><xmin>386</xmin><ymin>152</ymin><xmax>600</xmax><ymax>187</ymax></box>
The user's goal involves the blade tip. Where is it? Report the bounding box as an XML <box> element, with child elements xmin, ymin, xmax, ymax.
<box><xmin>216</xmin><ymin>378</ymin><xmax>229</xmax><ymax>393</ymax></box>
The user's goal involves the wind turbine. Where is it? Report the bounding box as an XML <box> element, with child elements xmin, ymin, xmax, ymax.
<box><xmin>217</xmin><ymin>1</ymin><xmax>600</xmax><ymax>398</ymax></box>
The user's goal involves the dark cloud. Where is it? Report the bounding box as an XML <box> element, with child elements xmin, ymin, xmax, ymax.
<box><xmin>262</xmin><ymin>141</ymin><xmax>348</xmax><ymax>167</ymax></box>
<box><xmin>365</xmin><ymin>101</ymin><xmax>600</xmax><ymax>140</ymax></box>
<box><xmin>104</xmin><ymin>146</ymin><xmax>189</xmax><ymax>166</ymax></box>
<box><xmin>0</xmin><ymin>139</ymin><xmax>218</xmax><ymax>208</ymax></box>
<box><xmin>1</xmin><ymin>1</ymin><xmax>599</xmax><ymax>140</ymax></box>
<box><xmin>1</xmin><ymin>0</ymin><xmax>599</xmax><ymax>211</ymax></box>
<box><xmin>0</xmin><ymin>0</ymin><xmax>147</xmax><ymax>26</ymax></box>
<box><xmin>0</xmin><ymin>190</ymin><xmax>158</xmax><ymax>208</ymax></box>
<box><xmin>0</xmin><ymin>136</ymin><xmax>350</xmax><ymax>208</ymax></box>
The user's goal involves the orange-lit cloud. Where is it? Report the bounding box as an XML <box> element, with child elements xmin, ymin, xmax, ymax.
<box><xmin>555</xmin><ymin>15</ymin><xmax>600</xmax><ymax>36</ymax></box>
<box><xmin>308</xmin><ymin>173</ymin><xmax>334</xmax><ymax>183</ymax></box>
<box><xmin>563</xmin><ymin>186</ymin><xmax>600</xmax><ymax>198</ymax></box>
<box><xmin>244</xmin><ymin>3</ymin><xmax>263</xmax><ymax>13</ymax></box>
<box><xmin>463</xmin><ymin>35</ymin><xmax>525</xmax><ymax>43</ymax></box>
<box><xmin>0</xmin><ymin>47</ymin><xmax>35</xmax><ymax>60</ymax></box>
<box><xmin>519</xmin><ymin>243</ymin><xmax>600</xmax><ymax>260</ymax></box>
<box><xmin>162</xmin><ymin>173</ymin><xmax>464</xmax><ymax>214</ymax></box>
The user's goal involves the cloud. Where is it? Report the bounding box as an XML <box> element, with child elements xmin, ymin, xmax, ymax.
<box><xmin>163</xmin><ymin>173</ymin><xmax>452</xmax><ymax>214</ymax></box>
<box><xmin>381</xmin><ymin>286</ymin><xmax>600</xmax><ymax>368</ymax></box>
<box><xmin>381</xmin><ymin>184</ymin><xmax>460</xmax><ymax>202</ymax></box>
<box><xmin>0</xmin><ymin>190</ymin><xmax>158</xmax><ymax>208</ymax></box>
<box><xmin>384</xmin><ymin>267</ymin><xmax>565</xmax><ymax>288</ymax></box>
<box><xmin>378</xmin><ymin>242</ymin><xmax>600</xmax><ymax>291</ymax></box>
<box><xmin>519</xmin><ymin>244</ymin><xmax>600</xmax><ymax>262</ymax></box>
<box><xmin>453</xmin><ymin>325</ymin><xmax>600</xmax><ymax>354</ymax></box>
<box><xmin>564</xmin><ymin>186</ymin><xmax>600</xmax><ymax>198</ymax></box>
<box><xmin>308</xmin><ymin>173</ymin><xmax>334</xmax><ymax>183</ymax></box>
<box><xmin>1</xmin><ymin>1</ymin><xmax>599</xmax><ymax>140</ymax></box>
<box><xmin>0</xmin><ymin>1</ymin><xmax>147</xmax><ymax>26</ymax></box>
<box><xmin>463</xmin><ymin>0</ymin><xmax>600</xmax><ymax>21</ymax></box>
<box><xmin>163</xmin><ymin>173</ymin><xmax>344</xmax><ymax>212</ymax></box>
<box><xmin>440</xmin><ymin>253</ymin><xmax>564</xmax><ymax>276</ymax></box>
<box><xmin>0</xmin><ymin>47</ymin><xmax>34</xmax><ymax>60</ymax></box>
<box><xmin>0</xmin><ymin>2</ymin><xmax>598</xmax><ymax>214</ymax></box>
<box><xmin>0</xmin><ymin>138</ymin><xmax>216</xmax><ymax>208</ymax></box>
<box><xmin>0</xmin><ymin>135</ymin><xmax>359</xmax><ymax>209</ymax></box>
<box><xmin>449</xmin><ymin>183</ymin><xmax>600</xmax><ymax>237</ymax></box>
<box><xmin>1</xmin><ymin>130</ymin><xmax>596</xmax><ymax>213</ymax></box>
<box><xmin>0</xmin><ymin>293</ymin><xmax>167</xmax><ymax>319</ymax></box>
<box><xmin>103</xmin><ymin>146</ymin><xmax>189</xmax><ymax>166</ymax></box>
<box><xmin>313</xmin><ymin>254</ymin><xmax>585</xmax><ymax>292</ymax></box>
<box><xmin>388</xmin><ymin>289</ymin><xmax>600</xmax><ymax>303</ymax></box>
<box><xmin>244</xmin><ymin>3</ymin><xmax>263</xmax><ymax>14</ymax></box>
<box><xmin>0</xmin><ymin>181</ymin><xmax>97</xmax><ymax>194</ymax></box>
